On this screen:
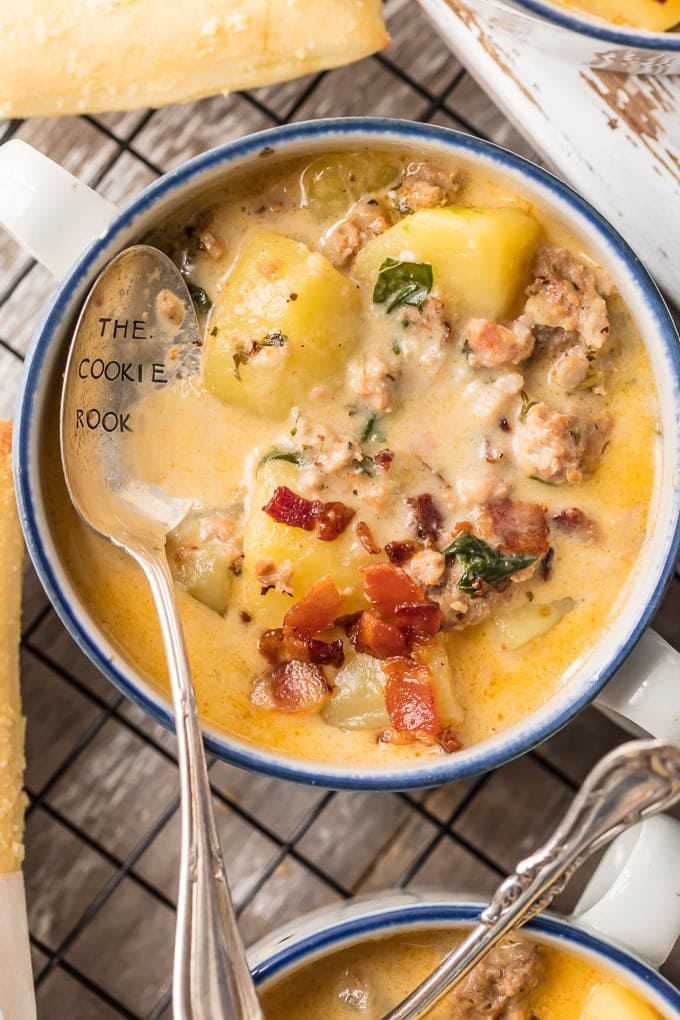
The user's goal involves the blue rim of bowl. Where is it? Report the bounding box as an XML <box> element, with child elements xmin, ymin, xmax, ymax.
<box><xmin>249</xmin><ymin>899</ymin><xmax>680</xmax><ymax>1010</ymax></box>
<box><xmin>505</xmin><ymin>0</ymin><xmax>680</xmax><ymax>51</ymax></box>
<box><xmin>14</xmin><ymin>117</ymin><xmax>680</xmax><ymax>791</ymax></box>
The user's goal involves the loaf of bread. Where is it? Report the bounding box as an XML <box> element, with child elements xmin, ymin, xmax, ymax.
<box><xmin>0</xmin><ymin>423</ymin><xmax>25</xmax><ymax>874</ymax></box>
<box><xmin>0</xmin><ymin>0</ymin><xmax>389</xmax><ymax>118</ymax></box>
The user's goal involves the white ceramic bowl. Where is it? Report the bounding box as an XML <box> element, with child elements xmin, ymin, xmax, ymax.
<box><xmin>419</xmin><ymin>0</ymin><xmax>680</xmax><ymax>74</ymax></box>
<box><xmin>2</xmin><ymin>120</ymin><xmax>680</xmax><ymax>790</ymax></box>
<box><xmin>249</xmin><ymin>819</ymin><xmax>680</xmax><ymax>1013</ymax></box>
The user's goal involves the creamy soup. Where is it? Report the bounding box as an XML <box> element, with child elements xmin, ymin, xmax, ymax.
<box><xmin>47</xmin><ymin>146</ymin><xmax>659</xmax><ymax>769</ymax></box>
<box><xmin>260</xmin><ymin>929</ymin><xmax>666</xmax><ymax>1019</ymax></box>
<box><xmin>553</xmin><ymin>0</ymin><xmax>680</xmax><ymax>31</ymax></box>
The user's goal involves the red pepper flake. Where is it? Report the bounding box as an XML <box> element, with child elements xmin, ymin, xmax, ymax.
<box><xmin>384</xmin><ymin>539</ymin><xmax>421</xmax><ymax>565</ymax></box>
<box><xmin>374</xmin><ymin>449</ymin><xmax>394</xmax><ymax>471</ymax></box>
<box><xmin>283</xmin><ymin>576</ymin><xmax>343</xmax><ymax>640</ymax></box>
<box><xmin>315</xmin><ymin>500</ymin><xmax>355</xmax><ymax>541</ymax></box>
<box><xmin>436</xmin><ymin>725</ymin><xmax>462</xmax><ymax>754</ymax></box>
<box><xmin>355</xmin><ymin>521</ymin><xmax>381</xmax><ymax>554</ymax></box>
<box><xmin>383</xmin><ymin>657</ymin><xmax>440</xmax><ymax>735</ymax></box>
<box><xmin>353</xmin><ymin>611</ymin><xmax>408</xmax><ymax>659</ymax></box>
<box><xmin>406</xmin><ymin>493</ymin><xmax>443</xmax><ymax>543</ymax></box>
<box><xmin>263</xmin><ymin>486</ymin><xmax>317</xmax><ymax>530</ymax></box>
<box><xmin>361</xmin><ymin>563</ymin><xmax>425</xmax><ymax>619</ymax></box>
<box><xmin>252</xmin><ymin>660</ymin><xmax>330</xmax><ymax>713</ymax></box>
<box><xmin>394</xmin><ymin>600</ymin><xmax>442</xmax><ymax>638</ymax></box>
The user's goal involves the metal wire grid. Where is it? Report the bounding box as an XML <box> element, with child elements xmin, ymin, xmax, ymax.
<box><xmin>1</xmin><ymin>2</ymin><xmax>679</xmax><ymax>1015</ymax></box>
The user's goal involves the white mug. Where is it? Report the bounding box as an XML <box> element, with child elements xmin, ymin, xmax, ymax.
<box><xmin>1</xmin><ymin>125</ymin><xmax>679</xmax><ymax>790</ymax></box>
<box><xmin>248</xmin><ymin>816</ymin><xmax>680</xmax><ymax>1013</ymax></box>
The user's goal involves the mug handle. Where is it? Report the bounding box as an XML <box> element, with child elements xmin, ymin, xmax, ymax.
<box><xmin>0</xmin><ymin>139</ymin><xmax>117</xmax><ymax>281</ymax></box>
<box><xmin>572</xmin><ymin>814</ymin><xmax>680</xmax><ymax>966</ymax></box>
<box><xmin>596</xmin><ymin>629</ymin><xmax>680</xmax><ymax>742</ymax></box>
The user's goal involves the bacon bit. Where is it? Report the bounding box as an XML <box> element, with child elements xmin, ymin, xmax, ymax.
<box><xmin>436</xmin><ymin>725</ymin><xmax>462</xmax><ymax>754</ymax></box>
<box><xmin>258</xmin><ymin>628</ymin><xmax>286</xmax><ymax>665</ymax></box>
<box><xmin>406</xmin><ymin>493</ymin><xmax>443</xmax><ymax>543</ymax></box>
<box><xmin>383</xmin><ymin>658</ymin><xmax>440</xmax><ymax>736</ymax></box>
<box><xmin>385</xmin><ymin>540</ymin><xmax>421</xmax><ymax>565</ymax></box>
<box><xmin>374</xmin><ymin>449</ymin><xmax>394</xmax><ymax>471</ymax></box>
<box><xmin>552</xmin><ymin>507</ymin><xmax>600</xmax><ymax>541</ymax></box>
<box><xmin>480</xmin><ymin>499</ymin><xmax>550</xmax><ymax>555</ymax></box>
<box><xmin>252</xmin><ymin>661</ymin><xmax>330</xmax><ymax>713</ymax></box>
<box><xmin>337</xmin><ymin>611</ymin><xmax>363</xmax><ymax>640</ymax></box>
<box><xmin>262</xmin><ymin>625</ymin><xmax>345</xmax><ymax>668</ymax></box>
<box><xmin>283</xmin><ymin>576</ymin><xmax>343</xmax><ymax>641</ymax></box>
<box><xmin>315</xmin><ymin>500</ymin><xmax>355</xmax><ymax>541</ymax></box>
<box><xmin>355</xmin><ymin>521</ymin><xmax>381</xmax><ymax>555</ymax></box>
<box><xmin>263</xmin><ymin>486</ymin><xmax>355</xmax><ymax>542</ymax></box>
<box><xmin>394</xmin><ymin>601</ymin><xmax>442</xmax><ymax>638</ymax></box>
<box><xmin>306</xmin><ymin>638</ymin><xmax>345</xmax><ymax>667</ymax></box>
<box><xmin>353</xmin><ymin>611</ymin><xmax>408</xmax><ymax>659</ymax></box>
<box><xmin>263</xmin><ymin>486</ymin><xmax>317</xmax><ymax>530</ymax></box>
<box><xmin>362</xmin><ymin>563</ymin><xmax>425</xmax><ymax>619</ymax></box>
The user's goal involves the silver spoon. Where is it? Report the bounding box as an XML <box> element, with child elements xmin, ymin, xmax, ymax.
<box><xmin>60</xmin><ymin>245</ymin><xmax>263</xmax><ymax>1020</ymax></box>
<box><xmin>385</xmin><ymin>737</ymin><xmax>680</xmax><ymax>1020</ymax></box>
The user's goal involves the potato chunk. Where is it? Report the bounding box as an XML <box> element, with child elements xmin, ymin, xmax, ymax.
<box><xmin>204</xmin><ymin>232</ymin><xmax>360</xmax><ymax>417</ymax></box>
<box><xmin>353</xmin><ymin>207</ymin><xmax>541</xmax><ymax>321</ymax></box>
<box><xmin>580</xmin><ymin>982</ymin><xmax>662</xmax><ymax>1020</ymax></box>
<box><xmin>242</xmin><ymin>460</ymin><xmax>370</xmax><ymax>627</ymax></box>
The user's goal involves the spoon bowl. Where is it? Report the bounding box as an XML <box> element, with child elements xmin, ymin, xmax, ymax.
<box><xmin>60</xmin><ymin>245</ymin><xmax>262</xmax><ymax>1020</ymax></box>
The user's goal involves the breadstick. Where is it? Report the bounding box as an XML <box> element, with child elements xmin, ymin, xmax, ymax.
<box><xmin>0</xmin><ymin>0</ymin><xmax>389</xmax><ymax>118</ymax></box>
<box><xmin>0</xmin><ymin>422</ymin><xmax>25</xmax><ymax>874</ymax></box>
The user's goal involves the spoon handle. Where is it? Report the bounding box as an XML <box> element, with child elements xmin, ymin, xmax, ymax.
<box><xmin>383</xmin><ymin>738</ymin><xmax>680</xmax><ymax>1020</ymax></box>
<box><xmin>142</xmin><ymin>553</ymin><xmax>263</xmax><ymax>1020</ymax></box>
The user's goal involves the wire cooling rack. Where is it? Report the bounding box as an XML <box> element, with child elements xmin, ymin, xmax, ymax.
<box><xmin>2</xmin><ymin>1</ymin><xmax>680</xmax><ymax>1015</ymax></box>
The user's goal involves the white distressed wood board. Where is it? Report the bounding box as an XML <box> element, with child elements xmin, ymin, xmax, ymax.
<box><xmin>418</xmin><ymin>0</ymin><xmax>680</xmax><ymax>308</ymax></box>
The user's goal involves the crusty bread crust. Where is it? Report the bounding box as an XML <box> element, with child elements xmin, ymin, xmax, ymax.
<box><xmin>0</xmin><ymin>422</ymin><xmax>25</xmax><ymax>873</ymax></box>
<box><xmin>0</xmin><ymin>0</ymin><xmax>389</xmax><ymax>118</ymax></box>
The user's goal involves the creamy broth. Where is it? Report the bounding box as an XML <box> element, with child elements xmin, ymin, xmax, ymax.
<box><xmin>259</xmin><ymin>929</ymin><xmax>666</xmax><ymax>1019</ymax></box>
<box><xmin>552</xmin><ymin>0</ymin><xmax>680</xmax><ymax>31</ymax></box>
<box><xmin>46</xmin><ymin>147</ymin><xmax>658</xmax><ymax>769</ymax></box>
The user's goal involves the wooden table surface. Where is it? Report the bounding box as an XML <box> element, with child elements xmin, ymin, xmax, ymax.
<box><xmin>1</xmin><ymin>1</ymin><xmax>678</xmax><ymax>1015</ymax></box>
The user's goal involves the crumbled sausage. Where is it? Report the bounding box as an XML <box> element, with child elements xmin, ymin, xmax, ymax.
<box><xmin>292</xmin><ymin>416</ymin><xmax>362</xmax><ymax>475</ymax></box>
<box><xmin>523</xmin><ymin>246</ymin><xmax>611</xmax><ymax>353</ymax></box>
<box><xmin>324</xmin><ymin>199</ymin><xmax>391</xmax><ymax>267</ymax></box>
<box><xmin>515</xmin><ymin>402</ymin><xmax>612</xmax><ymax>485</ymax></box>
<box><xmin>465</xmin><ymin>318</ymin><xmax>535</xmax><ymax>369</ymax></box>
<box><xmin>399</xmin><ymin>296</ymin><xmax>451</xmax><ymax>370</ymax></box>
<box><xmin>548</xmin><ymin>344</ymin><xmax>592</xmax><ymax>390</ymax></box>
<box><xmin>472</xmin><ymin>499</ymin><xmax>550</xmax><ymax>555</ymax></box>
<box><xmin>255</xmin><ymin>558</ymin><xmax>294</xmax><ymax>596</ymax></box>
<box><xmin>389</xmin><ymin>161</ymin><xmax>459</xmax><ymax>214</ymax></box>
<box><xmin>346</xmin><ymin>355</ymin><xmax>400</xmax><ymax>412</ymax></box>
<box><xmin>449</xmin><ymin>938</ymin><xmax>543</xmax><ymax>1019</ymax></box>
<box><xmin>406</xmin><ymin>549</ymin><xmax>446</xmax><ymax>587</ymax></box>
